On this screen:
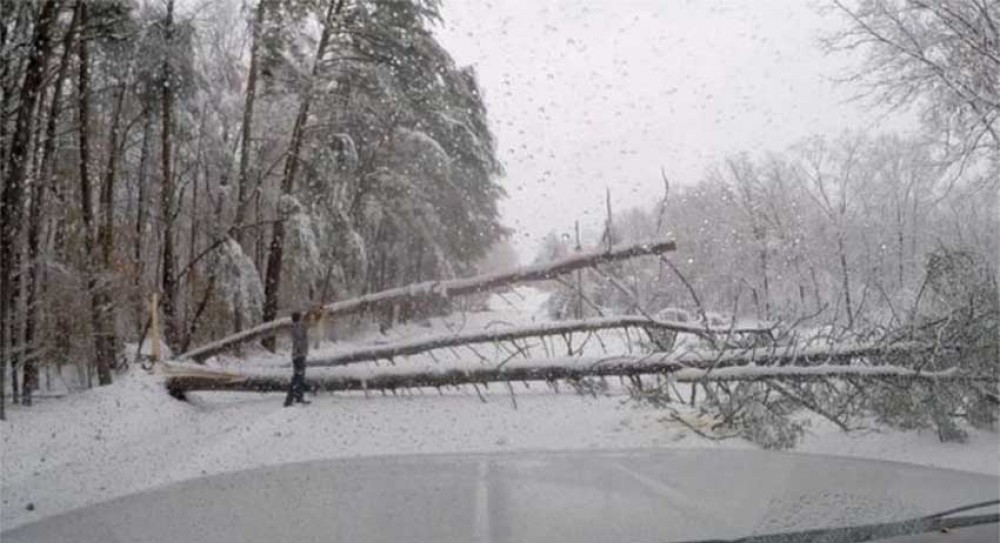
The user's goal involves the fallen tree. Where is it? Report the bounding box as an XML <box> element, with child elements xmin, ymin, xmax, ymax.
<box><xmin>165</xmin><ymin>341</ymin><xmax>938</xmax><ymax>395</ymax></box>
<box><xmin>304</xmin><ymin>315</ymin><xmax>774</xmax><ymax>368</ymax></box>
<box><xmin>179</xmin><ymin>239</ymin><xmax>678</xmax><ymax>362</ymax></box>
<box><xmin>164</xmin><ymin>358</ymin><xmax>984</xmax><ymax>397</ymax></box>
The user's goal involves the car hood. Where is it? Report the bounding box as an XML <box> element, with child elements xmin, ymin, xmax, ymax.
<box><xmin>4</xmin><ymin>448</ymin><xmax>997</xmax><ymax>543</ymax></box>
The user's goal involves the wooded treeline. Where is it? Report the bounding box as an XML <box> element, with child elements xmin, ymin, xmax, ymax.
<box><xmin>0</xmin><ymin>0</ymin><xmax>505</xmax><ymax>411</ymax></box>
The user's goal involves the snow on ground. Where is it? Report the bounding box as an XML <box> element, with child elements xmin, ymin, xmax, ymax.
<box><xmin>2</xmin><ymin>286</ymin><xmax>998</xmax><ymax>531</ymax></box>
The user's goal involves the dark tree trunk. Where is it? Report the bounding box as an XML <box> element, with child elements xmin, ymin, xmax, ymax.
<box><xmin>228</xmin><ymin>0</ymin><xmax>267</xmax><ymax>339</ymax></box>
<box><xmin>75</xmin><ymin>0</ymin><xmax>112</xmax><ymax>386</ymax></box>
<box><xmin>837</xmin><ymin>234</ymin><xmax>853</xmax><ymax>329</ymax></box>
<box><xmin>182</xmin><ymin>134</ymin><xmax>202</xmax><ymax>349</ymax></box>
<box><xmin>260</xmin><ymin>101</ymin><xmax>313</xmax><ymax>350</ymax></box>
<box><xmin>133</xmin><ymin>108</ymin><xmax>152</xmax><ymax>338</ymax></box>
<box><xmin>1</xmin><ymin>0</ymin><xmax>60</xmax><ymax>418</ymax></box>
<box><xmin>94</xmin><ymin>80</ymin><xmax>127</xmax><ymax>372</ymax></box>
<box><xmin>160</xmin><ymin>0</ymin><xmax>178</xmax><ymax>350</ymax></box>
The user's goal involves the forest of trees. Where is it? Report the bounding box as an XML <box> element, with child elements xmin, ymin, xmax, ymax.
<box><xmin>0</xmin><ymin>0</ymin><xmax>506</xmax><ymax>410</ymax></box>
<box><xmin>1</xmin><ymin>0</ymin><xmax>997</xmax><ymax>430</ymax></box>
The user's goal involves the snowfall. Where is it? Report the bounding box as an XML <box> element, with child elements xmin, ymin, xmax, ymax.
<box><xmin>2</xmin><ymin>287</ymin><xmax>998</xmax><ymax>531</ymax></box>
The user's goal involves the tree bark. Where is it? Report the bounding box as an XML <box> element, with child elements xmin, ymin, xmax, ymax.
<box><xmin>160</xmin><ymin>0</ymin><xmax>178</xmax><ymax>350</ymax></box>
<box><xmin>837</xmin><ymin>233</ymin><xmax>854</xmax><ymax>329</ymax></box>
<box><xmin>100</xmin><ymin>85</ymin><xmax>125</xmax><ymax>282</ymax></box>
<box><xmin>181</xmin><ymin>238</ymin><xmax>678</xmax><ymax>361</ymax></box>
<box><xmin>93</xmin><ymin>75</ymin><xmax>127</xmax><ymax>374</ymax></box>
<box><xmin>133</xmin><ymin>107</ymin><xmax>152</xmax><ymax>338</ymax></box>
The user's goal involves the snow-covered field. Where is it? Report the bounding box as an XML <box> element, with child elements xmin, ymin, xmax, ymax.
<box><xmin>2</xmin><ymin>287</ymin><xmax>998</xmax><ymax>531</ymax></box>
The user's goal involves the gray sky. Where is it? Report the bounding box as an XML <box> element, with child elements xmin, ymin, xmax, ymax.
<box><xmin>433</xmin><ymin>0</ymin><xmax>914</xmax><ymax>260</ymax></box>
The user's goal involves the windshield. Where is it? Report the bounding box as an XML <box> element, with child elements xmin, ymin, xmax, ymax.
<box><xmin>0</xmin><ymin>0</ymin><xmax>997</xmax><ymax>541</ymax></box>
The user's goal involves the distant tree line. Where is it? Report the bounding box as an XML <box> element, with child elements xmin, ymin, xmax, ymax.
<box><xmin>540</xmin><ymin>132</ymin><xmax>996</xmax><ymax>326</ymax></box>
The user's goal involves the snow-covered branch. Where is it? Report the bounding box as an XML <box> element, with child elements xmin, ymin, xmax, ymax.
<box><xmin>305</xmin><ymin>315</ymin><xmax>772</xmax><ymax>368</ymax></box>
<box><xmin>164</xmin><ymin>340</ymin><xmax>950</xmax><ymax>395</ymax></box>
<box><xmin>178</xmin><ymin>238</ymin><xmax>677</xmax><ymax>361</ymax></box>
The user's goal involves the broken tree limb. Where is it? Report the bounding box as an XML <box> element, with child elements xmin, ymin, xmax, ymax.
<box><xmin>305</xmin><ymin>315</ymin><xmax>773</xmax><ymax>368</ymax></box>
<box><xmin>179</xmin><ymin>238</ymin><xmax>678</xmax><ymax>362</ymax></box>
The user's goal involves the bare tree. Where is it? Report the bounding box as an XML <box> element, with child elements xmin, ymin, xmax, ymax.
<box><xmin>827</xmin><ymin>0</ymin><xmax>1000</xmax><ymax>156</ymax></box>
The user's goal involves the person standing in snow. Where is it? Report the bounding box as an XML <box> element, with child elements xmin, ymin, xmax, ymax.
<box><xmin>284</xmin><ymin>311</ymin><xmax>311</xmax><ymax>407</ymax></box>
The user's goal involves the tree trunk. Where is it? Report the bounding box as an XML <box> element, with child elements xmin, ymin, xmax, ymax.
<box><xmin>23</xmin><ymin>1</ymin><xmax>80</xmax><ymax>405</ymax></box>
<box><xmin>164</xmin><ymin>349</ymin><xmax>970</xmax><ymax>397</ymax></box>
<box><xmin>760</xmin><ymin>245</ymin><xmax>771</xmax><ymax>320</ymax></box>
<box><xmin>133</xmin><ymin>108</ymin><xmax>152</xmax><ymax>337</ymax></box>
<box><xmin>225</xmin><ymin>0</ymin><xmax>266</xmax><ymax>338</ymax></box>
<box><xmin>75</xmin><ymin>1</ymin><xmax>112</xmax><ymax>386</ymax></box>
<box><xmin>160</xmin><ymin>0</ymin><xmax>178</xmax><ymax>350</ymax></box>
<box><xmin>233</xmin><ymin>0</ymin><xmax>268</xmax><ymax>245</ymax></box>
<box><xmin>1</xmin><ymin>0</ymin><xmax>60</xmax><ymax>418</ymax></box>
<box><xmin>0</xmin><ymin>0</ymin><xmax>9</xmax><ymax>184</ymax></box>
<box><xmin>261</xmin><ymin>0</ymin><xmax>341</xmax><ymax>351</ymax></box>
<box><xmin>100</xmin><ymin>85</ymin><xmax>125</xmax><ymax>288</ymax></box>
<box><xmin>94</xmin><ymin>77</ymin><xmax>127</xmax><ymax>374</ymax></box>
<box><xmin>837</xmin><ymin>233</ymin><xmax>853</xmax><ymax>329</ymax></box>
<box><xmin>896</xmin><ymin>194</ymin><xmax>905</xmax><ymax>289</ymax></box>
<box><xmin>184</xmin><ymin>142</ymin><xmax>200</xmax><ymax>347</ymax></box>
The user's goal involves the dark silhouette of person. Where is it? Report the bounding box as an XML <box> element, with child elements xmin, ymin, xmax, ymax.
<box><xmin>284</xmin><ymin>311</ymin><xmax>311</xmax><ymax>406</ymax></box>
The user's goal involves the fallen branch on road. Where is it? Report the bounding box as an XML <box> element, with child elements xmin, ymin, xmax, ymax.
<box><xmin>163</xmin><ymin>342</ymin><xmax>964</xmax><ymax>396</ymax></box>
<box><xmin>305</xmin><ymin>315</ymin><xmax>773</xmax><ymax>368</ymax></box>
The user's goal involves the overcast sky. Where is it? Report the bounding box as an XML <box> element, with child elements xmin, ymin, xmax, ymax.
<box><xmin>433</xmin><ymin>0</ymin><xmax>915</xmax><ymax>260</ymax></box>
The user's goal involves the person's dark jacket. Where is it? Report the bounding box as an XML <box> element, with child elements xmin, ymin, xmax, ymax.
<box><xmin>291</xmin><ymin>321</ymin><xmax>309</xmax><ymax>362</ymax></box>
